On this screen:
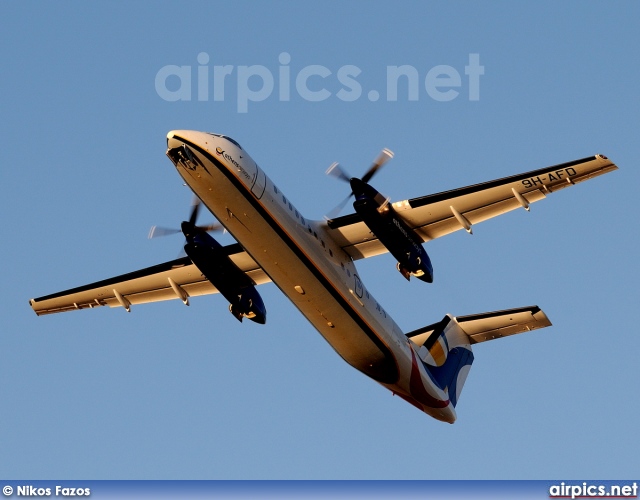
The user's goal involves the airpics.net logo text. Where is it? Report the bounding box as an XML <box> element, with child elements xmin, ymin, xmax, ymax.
<box><xmin>154</xmin><ymin>52</ymin><xmax>484</xmax><ymax>113</ymax></box>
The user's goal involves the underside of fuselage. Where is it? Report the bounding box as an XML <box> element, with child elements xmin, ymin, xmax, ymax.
<box><xmin>167</xmin><ymin>132</ymin><xmax>407</xmax><ymax>386</ymax></box>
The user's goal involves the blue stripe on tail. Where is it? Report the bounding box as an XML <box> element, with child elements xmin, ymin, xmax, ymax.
<box><xmin>427</xmin><ymin>347</ymin><xmax>474</xmax><ymax>407</ymax></box>
<box><xmin>417</xmin><ymin>316</ymin><xmax>474</xmax><ymax>407</ymax></box>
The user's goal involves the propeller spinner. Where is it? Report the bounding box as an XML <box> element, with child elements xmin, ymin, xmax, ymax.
<box><xmin>148</xmin><ymin>197</ymin><xmax>222</xmax><ymax>240</ymax></box>
<box><xmin>325</xmin><ymin>148</ymin><xmax>394</xmax><ymax>219</ymax></box>
<box><xmin>147</xmin><ymin>196</ymin><xmax>267</xmax><ymax>323</ymax></box>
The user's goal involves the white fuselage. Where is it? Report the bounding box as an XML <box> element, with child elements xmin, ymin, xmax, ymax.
<box><xmin>167</xmin><ymin>131</ymin><xmax>455</xmax><ymax>422</ymax></box>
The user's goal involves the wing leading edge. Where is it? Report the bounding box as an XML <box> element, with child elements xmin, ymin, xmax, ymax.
<box><xmin>29</xmin><ymin>244</ymin><xmax>271</xmax><ymax>316</ymax></box>
<box><xmin>327</xmin><ymin>155</ymin><xmax>618</xmax><ymax>260</ymax></box>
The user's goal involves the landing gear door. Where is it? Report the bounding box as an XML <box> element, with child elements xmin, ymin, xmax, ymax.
<box><xmin>252</xmin><ymin>165</ymin><xmax>266</xmax><ymax>199</ymax></box>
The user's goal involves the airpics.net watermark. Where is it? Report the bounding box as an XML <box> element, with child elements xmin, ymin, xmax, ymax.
<box><xmin>155</xmin><ymin>52</ymin><xmax>484</xmax><ymax>113</ymax></box>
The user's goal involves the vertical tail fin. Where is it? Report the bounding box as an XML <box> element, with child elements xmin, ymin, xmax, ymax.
<box><xmin>411</xmin><ymin>315</ymin><xmax>474</xmax><ymax>407</ymax></box>
<box><xmin>406</xmin><ymin>306</ymin><xmax>552</xmax><ymax>408</ymax></box>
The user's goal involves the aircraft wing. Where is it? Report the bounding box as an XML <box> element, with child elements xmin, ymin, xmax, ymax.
<box><xmin>29</xmin><ymin>244</ymin><xmax>271</xmax><ymax>316</ymax></box>
<box><xmin>326</xmin><ymin>155</ymin><xmax>618</xmax><ymax>260</ymax></box>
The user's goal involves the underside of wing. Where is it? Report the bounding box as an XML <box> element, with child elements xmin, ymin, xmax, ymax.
<box><xmin>327</xmin><ymin>155</ymin><xmax>618</xmax><ymax>260</ymax></box>
<box><xmin>29</xmin><ymin>244</ymin><xmax>270</xmax><ymax>316</ymax></box>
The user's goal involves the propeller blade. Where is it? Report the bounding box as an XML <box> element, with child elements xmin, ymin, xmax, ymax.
<box><xmin>188</xmin><ymin>197</ymin><xmax>201</xmax><ymax>226</ymax></box>
<box><xmin>148</xmin><ymin>226</ymin><xmax>182</xmax><ymax>239</ymax></box>
<box><xmin>362</xmin><ymin>148</ymin><xmax>394</xmax><ymax>184</ymax></box>
<box><xmin>324</xmin><ymin>148</ymin><xmax>392</xmax><ymax>218</ymax></box>
<box><xmin>326</xmin><ymin>162</ymin><xmax>351</xmax><ymax>183</ymax></box>
<box><xmin>326</xmin><ymin>193</ymin><xmax>353</xmax><ymax>220</ymax></box>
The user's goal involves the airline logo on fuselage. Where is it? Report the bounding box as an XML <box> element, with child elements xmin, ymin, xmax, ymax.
<box><xmin>216</xmin><ymin>147</ymin><xmax>252</xmax><ymax>182</ymax></box>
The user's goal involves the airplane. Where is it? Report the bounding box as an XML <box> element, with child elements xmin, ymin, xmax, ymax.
<box><xmin>29</xmin><ymin>131</ymin><xmax>618</xmax><ymax>423</ymax></box>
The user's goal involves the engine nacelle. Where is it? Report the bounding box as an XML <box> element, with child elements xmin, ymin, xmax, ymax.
<box><xmin>353</xmin><ymin>193</ymin><xmax>434</xmax><ymax>283</ymax></box>
<box><xmin>184</xmin><ymin>229</ymin><xmax>267</xmax><ymax>324</ymax></box>
<box><xmin>229</xmin><ymin>287</ymin><xmax>267</xmax><ymax>324</ymax></box>
<box><xmin>395</xmin><ymin>240</ymin><xmax>434</xmax><ymax>283</ymax></box>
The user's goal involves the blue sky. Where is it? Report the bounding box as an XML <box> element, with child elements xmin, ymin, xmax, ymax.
<box><xmin>1</xmin><ymin>1</ymin><xmax>638</xmax><ymax>479</ymax></box>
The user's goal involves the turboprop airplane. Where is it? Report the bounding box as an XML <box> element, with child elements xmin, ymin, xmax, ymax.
<box><xmin>29</xmin><ymin>131</ymin><xmax>618</xmax><ymax>423</ymax></box>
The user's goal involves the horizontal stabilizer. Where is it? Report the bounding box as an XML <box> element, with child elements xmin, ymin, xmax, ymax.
<box><xmin>405</xmin><ymin>306</ymin><xmax>551</xmax><ymax>409</ymax></box>
<box><xmin>456</xmin><ymin>306</ymin><xmax>551</xmax><ymax>344</ymax></box>
<box><xmin>406</xmin><ymin>306</ymin><xmax>551</xmax><ymax>346</ymax></box>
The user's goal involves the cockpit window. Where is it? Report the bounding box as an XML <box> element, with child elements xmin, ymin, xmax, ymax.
<box><xmin>221</xmin><ymin>136</ymin><xmax>242</xmax><ymax>149</ymax></box>
<box><xmin>205</xmin><ymin>133</ymin><xmax>242</xmax><ymax>150</ymax></box>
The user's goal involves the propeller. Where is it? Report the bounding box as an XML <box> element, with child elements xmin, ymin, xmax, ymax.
<box><xmin>148</xmin><ymin>197</ymin><xmax>223</xmax><ymax>240</ymax></box>
<box><xmin>325</xmin><ymin>148</ymin><xmax>394</xmax><ymax>218</ymax></box>
<box><xmin>363</xmin><ymin>148</ymin><xmax>394</xmax><ymax>184</ymax></box>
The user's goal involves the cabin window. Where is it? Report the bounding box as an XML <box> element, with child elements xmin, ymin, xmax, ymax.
<box><xmin>288</xmin><ymin>202</ymin><xmax>293</xmax><ymax>211</ymax></box>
